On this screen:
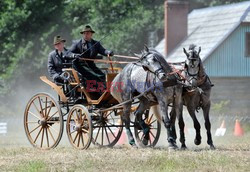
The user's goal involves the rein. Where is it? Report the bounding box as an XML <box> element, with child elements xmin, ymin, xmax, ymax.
<box><xmin>79</xmin><ymin>58</ymin><xmax>132</xmax><ymax>64</ymax></box>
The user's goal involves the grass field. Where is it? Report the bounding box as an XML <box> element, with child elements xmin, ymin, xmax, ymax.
<box><xmin>0</xmin><ymin>133</ymin><xmax>249</xmax><ymax>172</ymax></box>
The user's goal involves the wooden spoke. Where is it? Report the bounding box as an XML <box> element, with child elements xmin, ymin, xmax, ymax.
<box><xmin>70</xmin><ymin>129</ymin><xmax>77</xmax><ymax>134</ymax></box>
<box><xmin>149</xmin><ymin>127</ymin><xmax>158</xmax><ymax>130</ymax></box>
<box><xmin>29</xmin><ymin>124</ymin><xmax>42</xmax><ymax>134</ymax></box>
<box><xmin>94</xmin><ymin>127</ymin><xmax>101</xmax><ymax>143</ymax></box>
<box><xmin>79</xmin><ymin>109</ymin><xmax>84</xmax><ymax>123</ymax></box>
<box><xmin>38</xmin><ymin>96</ymin><xmax>45</xmax><ymax>118</ymax></box>
<box><xmin>75</xmin><ymin>110</ymin><xmax>80</xmax><ymax>122</ymax></box>
<box><xmin>46</xmin><ymin>102</ymin><xmax>53</xmax><ymax>118</ymax></box>
<box><xmin>46</xmin><ymin>121</ymin><xmax>60</xmax><ymax>124</ymax></box>
<box><xmin>73</xmin><ymin>133</ymin><xmax>79</xmax><ymax>143</ymax></box>
<box><xmin>106</xmin><ymin>122</ymin><xmax>120</xmax><ymax>129</ymax></box>
<box><xmin>104</xmin><ymin>111</ymin><xmax>112</xmax><ymax>118</ymax></box>
<box><xmin>149</xmin><ymin>131</ymin><xmax>156</xmax><ymax>139</ymax></box>
<box><xmin>101</xmin><ymin>126</ymin><xmax>104</xmax><ymax>145</ymax></box>
<box><xmin>77</xmin><ymin>133</ymin><xmax>81</xmax><ymax>147</ymax></box>
<box><xmin>33</xmin><ymin>127</ymin><xmax>43</xmax><ymax>143</ymax></box>
<box><xmin>149</xmin><ymin>119</ymin><xmax>157</xmax><ymax>125</ymax></box>
<box><xmin>26</xmin><ymin>121</ymin><xmax>39</xmax><ymax>124</ymax></box>
<box><xmin>28</xmin><ymin>111</ymin><xmax>41</xmax><ymax>120</ymax></box>
<box><xmin>140</xmin><ymin>133</ymin><xmax>145</xmax><ymax>141</ymax></box>
<box><xmin>147</xmin><ymin>113</ymin><xmax>154</xmax><ymax>124</ymax></box>
<box><xmin>32</xmin><ymin>101</ymin><xmax>43</xmax><ymax>118</ymax></box>
<box><xmin>45</xmin><ymin>97</ymin><xmax>48</xmax><ymax>117</ymax></box>
<box><xmin>82</xmin><ymin>128</ymin><xmax>89</xmax><ymax>133</ymax></box>
<box><xmin>82</xmin><ymin>133</ymin><xmax>89</xmax><ymax>144</ymax></box>
<box><xmin>41</xmin><ymin>128</ymin><xmax>45</xmax><ymax>147</ymax></box>
<box><xmin>81</xmin><ymin>113</ymin><xmax>86</xmax><ymax>123</ymax></box>
<box><xmin>81</xmin><ymin>132</ymin><xmax>84</xmax><ymax>147</ymax></box>
<box><xmin>149</xmin><ymin>134</ymin><xmax>152</xmax><ymax>145</ymax></box>
<box><xmin>47</xmin><ymin>127</ymin><xmax>56</xmax><ymax>143</ymax></box>
<box><xmin>72</xmin><ymin>112</ymin><xmax>78</xmax><ymax>124</ymax></box>
<box><xmin>104</xmin><ymin>127</ymin><xmax>111</xmax><ymax>144</ymax></box>
<box><xmin>45</xmin><ymin>127</ymin><xmax>49</xmax><ymax>148</ymax></box>
<box><xmin>49</xmin><ymin>125</ymin><xmax>59</xmax><ymax>135</ymax></box>
<box><xmin>106</xmin><ymin>125</ymin><xmax>116</xmax><ymax>138</ymax></box>
<box><xmin>47</xmin><ymin>111</ymin><xmax>59</xmax><ymax>121</ymax></box>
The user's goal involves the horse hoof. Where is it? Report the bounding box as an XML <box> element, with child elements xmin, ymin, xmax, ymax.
<box><xmin>210</xmin><ymin>145</ymin><xmax>216</xmax><ymax>150</ymax></box>
<box><xmin>142</xmin><ymin>138</ymin><xmax>149</xmax><ymax>146</ymax></box>
<box><xmin>181</xmin><ymin>145</ymin><xmax>187</xmax><ymax>150</ymax></box>
<box><xmin>194</xmin><ymin>138</ymin><xmax>201</xmax><ymax>145</ymax></box>
<box><xmin>168</xmin><ymin>143</ymin><xmax>178</xmax><ymax>150</ymax></box>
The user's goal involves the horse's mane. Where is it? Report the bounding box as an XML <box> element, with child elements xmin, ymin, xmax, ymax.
<box><xmin>148</xmin><ymin>48</ymin><xmax>172</xmax><ymax>73</ymax></box>
<box><xmin>198</xmin><ymin>58</ymin><xmax>207</xmax><ymax>78</ymax></box>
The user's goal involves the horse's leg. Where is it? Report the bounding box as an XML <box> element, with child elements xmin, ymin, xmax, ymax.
<box><xmin>122</xmin><ymin>102</ymin><xmax>136</xmax><ymax>146</ymax></box>
<box><xmin>169</xmin><ymin>109</ymin><xmax>177</xmax><ymax>142</ymax></box>
<box><xmin>175</xmin><ymin>100</ymin><xmax>186</xmax><ymax>149</ymax></box>
<box><xmin>187</xmin><ymin>106</ymin><xmax>201</xmax><ymax>145</ymax></box>
<box><xmin>159</xmin><ymin>100</ymin><xmax>177</xmax><ymax>149</ymax></box>
<box><xmin>202</xmin><ymin>103</ymin><xmax>215</xmax><ymax>149</ymax></box>
<box><xmin>134</xmin><ymin>98</ymin><xmax>150</xmax><ymax>145</ymax></box>
<box><xmin>178</xmin><ymin>110</ymin><xmax>187</xmax><ymax>149</ymax></box>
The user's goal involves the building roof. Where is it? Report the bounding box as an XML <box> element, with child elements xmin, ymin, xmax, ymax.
<box><xmin>155</xmin><ymin>1</ymin><xmax>250</xmax><ymax>63</ymax></box>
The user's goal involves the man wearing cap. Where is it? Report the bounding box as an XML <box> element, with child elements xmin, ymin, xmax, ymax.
<box><xmin>69</xmin><ymin>25</ymin><xmax>114</xmax><ymax>85</ymax></box>
<box><xmin>48</xmin><ymin>35</ymin><xmax>73</xmax><ymax>83</ymax></box>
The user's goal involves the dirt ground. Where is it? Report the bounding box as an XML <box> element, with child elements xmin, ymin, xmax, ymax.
<box><xmin>0</xmin><ymin>133</ymin><xmax>249</xmax><ymax>172</ymax></box>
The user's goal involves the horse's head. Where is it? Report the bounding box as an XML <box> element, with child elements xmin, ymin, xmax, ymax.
<box><xmin>136</xmin><ymin>46</ymin><xmax>177</xmax><ymax>84</ymax></box>
<box><xmin>183</xmin><ymin>44</ymin><xmax>201</xmax><ymax>88</ymax></box>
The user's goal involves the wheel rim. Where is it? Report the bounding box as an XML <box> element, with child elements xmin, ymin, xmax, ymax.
<box><xmin>91</xmin><ymin>110</ymin><xmax>123</xmax><ymax>147</ymax></box>
<box><xmin>24</xmin><ymin>93</ymin><xmax>63</xmax><ymax>149</ymax></box>
<box><xmin>66</xmin><ymin>105</ymin><xmax>92</xmax><ymax>149</ymax></box>
<box><xmin>134</xmin><ymin>110</ymin><xmax>161</xmax><ymax>147</ymax></box>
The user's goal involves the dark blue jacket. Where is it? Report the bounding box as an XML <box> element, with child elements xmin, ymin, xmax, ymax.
<box><xmin>69</xmin><ymin>39</ymin><xmax>109</xmax><ymax>63</ymax></box>
<box><xmin>47</xmin><ymin>48</ymin><xmax>73</xmax><ymax>80</ymax></box>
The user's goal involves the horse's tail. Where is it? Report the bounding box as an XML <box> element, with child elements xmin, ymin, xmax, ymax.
<box><xmin>151</xmin><ymin>105</ymin><xmax>162</xmax><ymax>122</ymax></box>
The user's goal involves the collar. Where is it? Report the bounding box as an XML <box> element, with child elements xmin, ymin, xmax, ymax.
<box><xmin>82</xmin><ymin>38</ymin><xmax>92</xmax><ymax>44</ymax></box>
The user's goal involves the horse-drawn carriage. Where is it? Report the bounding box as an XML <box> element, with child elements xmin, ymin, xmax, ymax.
<box><xmin>24</xmin><ymin>56</ymin><xmax>161</xmax><ymax>150</ymax></box>
<box><xmin>24</xmin><ymin>45</ymin><xmax>215</xmax><ymax>150</ymax></box>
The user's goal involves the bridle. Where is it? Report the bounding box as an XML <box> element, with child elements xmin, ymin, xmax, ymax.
<box><xmin>136</xmin><ymin>52</ymin><xmax>178</xmax><ymax>78</ymax></box>
<box><xmin>184</xmin><ymin>54</ymin><xmax>207</xmax><ymax>87</ymax></box>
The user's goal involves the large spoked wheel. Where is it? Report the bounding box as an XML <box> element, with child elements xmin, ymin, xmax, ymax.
<box><xmin>91</xmin><ymin>109</ymin><xmax>123</xmax><ymax>147</ymax></box>
<box><xmin>66</xmin><ymin>105</ymin><xmax>92</xmax><ymax>149</ymax></box>
<box><xmin>24</xmin><ymin>93</ymin><xmax>64</xmax><ymax>150</ymax></box>
<box><xmin>134</xmin><ymin>107</ymin><xmax>161</xmax><ymax>147</ymax></box>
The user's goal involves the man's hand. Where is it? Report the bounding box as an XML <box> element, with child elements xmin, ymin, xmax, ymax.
<box><xmin>54</xmin><ymin>73</ymin><xmax>69</xmax><ymax>83</ymax></box>
<box><xmin>106</xmin><ymin>50</ymin><xmax>114</xmax><ymax>56</ymax></box>
<box><xmin>60</xmin><ymin>73</ymin><xmax>70</xmax><ymax>82</ymax></box>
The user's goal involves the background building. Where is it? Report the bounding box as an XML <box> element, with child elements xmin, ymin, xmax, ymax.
<box><xmin>156</xmin><ymin>1</ymin><xmax>250</xmax><ymax>115</ymax></box>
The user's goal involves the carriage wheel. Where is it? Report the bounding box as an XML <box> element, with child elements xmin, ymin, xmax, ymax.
<box><xmin>134</xmin><ymin>108</ymin><xmax>161</xmax><ymax>147</ymax></box>
<box><xmin>91</xmin><ymin>109</ymin><xmax>123</xmax><ymax>147</ymax></box>
<box><xmin>66</xmin><ymin>105</ymin><xmax>92</xmax><ymax>149</ymax></box>
<box><xmin>24</xmin><ymin>93</ymin><xmax>64</xmax><ymax>150</ymax></box>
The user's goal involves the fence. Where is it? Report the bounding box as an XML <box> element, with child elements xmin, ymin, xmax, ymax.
<box><xmin>0</xmin><ymin>122</ymin><xmax>7</xmax><ymax>136</ymax></box>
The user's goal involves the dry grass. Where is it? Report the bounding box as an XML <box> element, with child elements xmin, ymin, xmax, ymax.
<box><xmin>0</xmin><ymin>133</ymin><xmax>250</xmax><ymax>172</ymax></box>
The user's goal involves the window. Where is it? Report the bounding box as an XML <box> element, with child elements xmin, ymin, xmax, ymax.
<box><xmin>246</xmin><ymin>32</ymin><xmax>250</xmax><ymax>57</ymax></box>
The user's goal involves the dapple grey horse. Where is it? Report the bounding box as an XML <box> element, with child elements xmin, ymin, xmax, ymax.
<box><xmin>111</xmin><ymin>46</ymin><xmax>183</xmax><ymax>149</ymax></box>
<box><xmin>177</xmin><ymin>44</ymin><xmax>215</xmax><ymax>149</ymax></box>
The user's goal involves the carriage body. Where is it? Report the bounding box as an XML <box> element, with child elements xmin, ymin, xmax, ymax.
<box><xmin>24</xmin><ymin>64</ymin><xmax>161</xmax><ymax>149</ymax></box>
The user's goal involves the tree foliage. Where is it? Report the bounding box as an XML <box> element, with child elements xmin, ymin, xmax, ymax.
<box><xmin>0</xmin><ymin>0</ymin><xmax>247</xmax><ymax>96</ymax></box>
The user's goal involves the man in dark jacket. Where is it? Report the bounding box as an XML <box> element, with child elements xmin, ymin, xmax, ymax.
<box><xmin>48</xmin><ymin>35</ymin><xmax>73</xmax><ymax>83</ymax></box>
<box><xmin>69</xmin><ymin>25</ymin><xmax>114</xmax><ymax>86</ymax></box>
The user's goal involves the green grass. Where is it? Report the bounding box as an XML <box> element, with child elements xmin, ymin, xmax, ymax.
<box><xmin>0</xmin><ymin>134</ymin><xmax>249</xmax><ymax>172</ymax></box>
<box><xmin>15</xmin><ymin>160</ymin><xmax>46</xmax><ymax>172</ymax></box>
